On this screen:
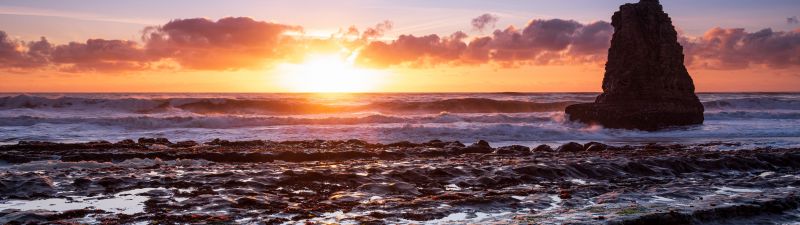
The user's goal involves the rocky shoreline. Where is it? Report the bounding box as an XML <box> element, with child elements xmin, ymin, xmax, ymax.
<box><xmin>2</xmin><ymin>139</ymin><xmax>800</xmax><ymax>224</ymax></box>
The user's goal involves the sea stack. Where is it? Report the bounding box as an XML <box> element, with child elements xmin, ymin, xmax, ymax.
<box><xmin>565</xmin><ymin>0</ymin><xmax>704</xmax><ymax>131</ymax></box>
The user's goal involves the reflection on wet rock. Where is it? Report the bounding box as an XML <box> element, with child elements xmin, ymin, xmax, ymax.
<box><xmin>1</xmin><ymin>139</ymin><xmax>800</xmax><ymax>224</ymax></box>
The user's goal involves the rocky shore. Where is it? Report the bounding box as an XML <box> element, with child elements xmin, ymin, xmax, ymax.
<box><xmin>2</xmin><ymin>139</ymin><xmax>800</xmax><ymax>224</ymax></box>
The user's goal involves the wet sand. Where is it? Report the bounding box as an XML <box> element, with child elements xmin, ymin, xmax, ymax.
<box><xmin>2</xmin><ymin>139</ymin><xmax>800</xmax><ymax>224</ymax></box>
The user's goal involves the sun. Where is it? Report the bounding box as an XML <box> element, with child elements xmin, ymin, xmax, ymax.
<box><xmin>277</xmin><ymin>54</ymin><xmax>387</xmax><ymax>93</ymax></box>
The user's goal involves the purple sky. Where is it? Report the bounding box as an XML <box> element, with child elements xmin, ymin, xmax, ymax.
<box><xmin>1</xmin><ymin>0</ymin><xmax>798</xmax><ymax>43</ymax></box>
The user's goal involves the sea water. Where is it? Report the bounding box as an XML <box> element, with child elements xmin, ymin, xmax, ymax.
<box><xmin>1</xmin><ymin>92</ymin><xmax>799</xmax><ymax>148</ymax></box>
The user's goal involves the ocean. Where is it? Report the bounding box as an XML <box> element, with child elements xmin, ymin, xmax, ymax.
<box><xmin>1</xmin><ymin>92</ymin><xmax>799</xmax><ymax>149</ymax></box>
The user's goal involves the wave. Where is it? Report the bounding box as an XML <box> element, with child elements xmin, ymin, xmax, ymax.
<box><xmin>0</xmin><ymin>113</ymin><xmax>557</xmax><ymax>129</ymax></box>
<box><xmin>704</xmin><ymin>111</ymin><xmax>800</xmax><ymax>120</ymax></box>
<box><xmin>703</xmin><ymin>97</ymin><xmax>800</xmax><ymax>110</ymax></box>
<box><xmin>0</xmin><ymin>95</ymin><xmax>578</xmax><ymax>115</ymax></box>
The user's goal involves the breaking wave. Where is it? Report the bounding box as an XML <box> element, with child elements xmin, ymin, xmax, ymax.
<box><xmin>0</xmin><ymin>95</ymin><xmax>576</xmax><ymax>115</ymax></box>
<box><xmin>703</xmin><ymin>97</ymin><xmax>800</xmax><ymax>110</ymax></box>
<box><xmin>0</xmin><ymin>113</ymin><xmax>556</xmax><ymax>129</ymax></box>
<box><xmin>1</xmin><ymin>93</ymin><xmax>800</xmax><ymax>147</ymax></box>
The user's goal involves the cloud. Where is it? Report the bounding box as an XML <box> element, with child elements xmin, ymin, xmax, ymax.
<box><xmin>789</xmin><ymin>16</ymin><xmax>799</xmax><ymax>25</ymax></box>
<box><xmin>486</xmin><ymin>19</ymin><xmax>604</xmax><ymax>65</ymax></box>
<box><xmin>2</xmin><ymin>16</ymin><xmax>799</xmax><ymax>73</ymax></box>
<box><xmin>471</xmin><ymin>13</ymin><xmax>499</xmax><ymax>32</ymax></box>
<box><xmin>683</xmin><ymin>28</ymin><xmax>800</xmax><ymax>69</ymax></box>
<box><xmin>0</xmin><ymin>31</ymin><xmax>52</xmax><ymax>69</ymax></box>
<box><xmin>359</xmin><ymin>18</ymin><xmax>800</xmax><ymax>70</ymax></box>
<box><xmin>51</xmin><ymin>39</ymin><xmax>152</xmax><ymax>72</ymax></box>
<box><xmin>142</xmin><ymin>17</ymin><xmax>302</xmax><ymax>70</ymax></box>
<box><xmin>0</xmin><ymin>32</ymin><xmax>162</xmax><ymax>73</ymax></box>
<box><xmin>360</xmin><ymin>20</ymin><xmax>394</xmax><ymax>40</ymax></box>
<box><xmin>357</xmin><ymin>19</ymin><xmax>614</xmax><ymax>67</ymax></box>
<box><xmin>357</xmin><ymin>31</ymin><xmax>467</xmax><ymax>67</ymax></box>
<box><xmin>1</xmin><ymin>17</ymin><xmax>304</xmax><ymax>72</ymax></box>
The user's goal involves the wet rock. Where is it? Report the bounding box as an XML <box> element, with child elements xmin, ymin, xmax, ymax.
<box><xmin>444</xmin><ymin>141</ymin><xmax>466</xmax><ymax>149</ymax></box>
<box><xmin>97</xmin><ymin>177</ymin><xmax>124</xmax><ymax>190</ymax></box>
<box><xmin>476</xmin><ymin>140</ymin><xmax>491</xmax><ymax>147</ymax></box>
<box><xmin>423</xmin><ymin>139</ymin><xmax>446</xmax><ymax>148</ymax></box>
<box><xmin>459</xmin><ymin>140</ymin><xmax>493</xmax><ymax>154</ymax></box>
<box><xmin>205</xmin><ymin>138</ymin><xmax>229</xmax><ymax>146</ymax></box>
<box><xmin>138</xmin><ymin>137</ymin><xmax>172</xmax><ymax>145</ymax></box>
<box><xmin>171</xmin><ymin>140</ymin><xmax>198</xmax><ymax>148</ymax></box>
<box><xmin>387</xmin><ymin>141</ymin><xmax>417</xmax><ymax>148</ymax></box>
<box><xmin>565</xmin><ymin>0</ymin><xmax>704</xmax><ymax>131</ymax></box>
<box><xmin>0</xmin><ymin>173</ymin><xmax>56</xmax><ymax>199</ymax></box>
<box><xmin>495</xmin><ymin>145</ymin><xmax>531</xmax><ymax>155</ymax></box>
<box><xmin>559</xmin><ymin>189</ymin><xmax>572</xmax><ymax>199</ymax></box>
<box><xmin>389</xmin><ymin>170</ymin><xmax>435</xmax><ymax>186</ymax></box>
<box><xmin>357</xmin><ymin>182</ymin><xmax>421</xmax><ymax>196</ymax></box>
<box><xmin>585</xmin><ymin>142</ymin><xmax>609</xmax><ymax>152</ymax></box>
<box><xmin>265</xmin><ymin>218</ymin><xmax>289</xmax><ymax>225</ymax></box>
<box><xmin>49</xmin><ymin>209</ymin><xmax>105</xmax><ymax>221</ymax></box>
<box><xmin>345</xmin><ymin>139</ymin><xmax>368</xmax><ymax>146</ymax></box>
<box><xmin>204</xmin><ymin>139</ymin><xmax>267</xmax><ymax>147</ymax></box>
<box><xmin>556</xmin><ymin>142</ymin><xmax>585</xmax><ymax>152</ymax></box>
<box><xmin>533</xmin><ymin>144</ymin><xmax>554</xmax><ymax>152</ymax></box>
<box><xmin>402</xmin><ymin>211</ymin><xmax>449</xmax><ymax>221</ymax></box>
<box><xmin>4</xmin><ymin>139</ymin><xmax>800</xmax><ymax>224</ymax></box>
<box><xmin>73</xmin><ymin>178</ymin><xmax>92</xmax><ymax>188</ymax></box>
<box><xmin>233</xmin><ymin>197</ymin><xmax>286</xmax><ymax>210</ymax></box>
<box><xmin>116</xmin><ymin>139</ymin><xmax>136</xmax><ymax>145</ymax></box>
<box><xmin>595</xmin><ymin>191</ymin><xmax>622</xmax><ymax>204</ymax></box>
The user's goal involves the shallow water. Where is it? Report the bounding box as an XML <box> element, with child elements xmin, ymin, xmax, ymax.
<box><xmin>0</xmin><ymin>188</ymin><xmax>161</xmax><ymax>214</ymax></box>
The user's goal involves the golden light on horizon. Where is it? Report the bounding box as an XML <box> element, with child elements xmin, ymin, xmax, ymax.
<box><xmin>276</xmin><ymin>54</ymin><xmax>388</xmax><ymax>93</ymax></box>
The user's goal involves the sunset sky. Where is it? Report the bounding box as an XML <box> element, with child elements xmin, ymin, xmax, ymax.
<box><xmin>1</xmin><ymin>0</ymin><xmax>799</xmax><ymax>92</ymax></box>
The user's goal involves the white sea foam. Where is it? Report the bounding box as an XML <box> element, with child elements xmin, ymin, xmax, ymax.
<box><xmin>1</xmin><ymin>93</ymin><xmax>799</xmax><ymax>148</ymax></box>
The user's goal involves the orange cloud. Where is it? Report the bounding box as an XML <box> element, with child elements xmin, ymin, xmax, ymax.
<box><xmin>683</xmin><ymin>28</ymin><xmax>800</xmax><ymax>69</ymax></box>
<box><xmin>143</xmin><ymin>17</ymin><xmax>302</xmax><ymax>70</ymax></box>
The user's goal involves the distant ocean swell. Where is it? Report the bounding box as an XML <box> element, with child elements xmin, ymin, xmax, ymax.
<box><xmin>2</xmin><ymin>95</ymin><xmax>800</xmax><ymax>115</ymax></box>
<box><xmin>0</xmin><ymin>95</ymin><xmax>574</xmax><ymax>114</ymax></box>
<box><xmin>0</xmin><ymin>113</ymin><xmax>557</xmax><ymax>129</ymax></box>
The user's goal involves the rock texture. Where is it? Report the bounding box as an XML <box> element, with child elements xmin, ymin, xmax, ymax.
<box><xmin>565</xmin><ymin>0</ymin><xmax>704</xmax><ymax>131</ymax></box>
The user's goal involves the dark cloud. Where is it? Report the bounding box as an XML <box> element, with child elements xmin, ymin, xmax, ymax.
<box><xmin>683</xmin><ymin>28</ymin><xmax>800</xmax><ymax>69</ymax></box>
<box><xmin>51</xmin><ymin>39</ymin><xmax>151</xmax><ymax>72</ymax></box>
<box><xmin>357</xmin><ymin>31</ymin><xmax>467</xmax><ymax>67</ymax></box>
<box><xmin>471</xmin><ymin>14</ymin><xmax>499</xmax><ymax>32</ymax></box>
<box><xmin>789</xmin><ymin>16</ymin><xmax>799</xmax><ymax>25</ymax></box>
<box><xmin>0</xmin><ymin>31</ymin><xmax>53</xmax><ymax>69</ymax></box>
<box><xmin>358</xmin><ymin>19</ymin><xmax>613</xmax><ymax>67</ymax></box>
<box><xmin>143</xmin><ymin>17</ymin><xmax>302</xmax><ymax>70</ymax></box>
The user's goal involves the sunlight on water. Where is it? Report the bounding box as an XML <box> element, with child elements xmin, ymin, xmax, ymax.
<box><xmin>1</xmin><ymin>93</ymin><xmax>799</xmax><ymax>148</ymax></box>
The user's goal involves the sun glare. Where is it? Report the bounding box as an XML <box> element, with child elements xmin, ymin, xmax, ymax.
<box><xmin>277</xmin><ymin>54</ymin><xmax>387</xmax><ymax>93</ymax></box>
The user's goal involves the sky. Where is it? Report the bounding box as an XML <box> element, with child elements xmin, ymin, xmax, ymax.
<box><xmin>1</xmin><ymin>0</ymin><xmax>799</xmax><ymax>92</ymax></box>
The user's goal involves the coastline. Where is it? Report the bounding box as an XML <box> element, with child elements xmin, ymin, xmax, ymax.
<box><xmin>2</xmin><ymin>139</ymin><xmax>800</xmax><ymax>224</ymax></box>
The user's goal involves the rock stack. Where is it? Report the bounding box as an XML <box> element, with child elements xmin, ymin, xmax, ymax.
<box><xmin>565</xmin><ymin>0</ymin><xmax>704</xmax><ymax>131</ymax></box>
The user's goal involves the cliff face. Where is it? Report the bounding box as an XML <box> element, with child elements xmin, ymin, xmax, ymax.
<box><xmin>565</xmin><ymin>0</ymin><xmax>704</xmax><ymax>131</ymax></box>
